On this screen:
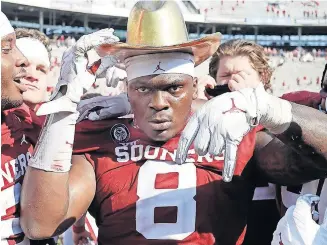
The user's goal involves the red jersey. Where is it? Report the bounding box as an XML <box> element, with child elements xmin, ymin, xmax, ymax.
<box><xmin>74</xmin><ymin>118</ymin><xmax>261</xmax><ymax>245</ymax></box>
<box><xmin>1</xmin><ymin>105</ymin><xmax>42</xmax><ymax>244</ymax></box>
<box><xmin>281</xmin><ymin>90</ymin><xmax>321</xmax><ymax>109</ymax></box>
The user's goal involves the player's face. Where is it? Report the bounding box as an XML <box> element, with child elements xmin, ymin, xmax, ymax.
<box><xmin>1</xmin><ymin>33</ymin><xmax>29</xmax><ymax>111</ymax></box>
<box><xmin>128</xmin><ymin>74</ymin><xmax>197</xmax><ymax>142</ymax></box>
<box><xmin>19</xmin><ymin>41</ymin><xmax>49</xmax><ymax>106</ymax></box>
<box><xmin>216</xmin><ymin>55</ymin><xmax>260</xmax><ymax>86</ymax></box>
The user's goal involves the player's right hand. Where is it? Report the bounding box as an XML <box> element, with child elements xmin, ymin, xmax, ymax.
<box><xmin>176</xmin><ymin>88</ymin><xmax>258</xmax><ymax>182</ymax></box>
<box><xmin>271</xmin><ymin>194</ymin><xmax>327</xmax><ymax>245</ymax></box>
<box><xmin>37</xmin><ymin>29</ymin><xmax>119</xmax><ymax>116</ymax></box>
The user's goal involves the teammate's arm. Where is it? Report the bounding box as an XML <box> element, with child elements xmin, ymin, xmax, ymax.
<box><xmin>20</xmin><ymin>29</ymin><xmax>119</xmax><ymax>239</ymax></box>
<box><xmin>21</xmin><ymin>155</ymin><xmax>94</xmax><ymax>239</ymax></box>
<box><xmin>274</xmin><ymin>102</ymin><xmax>327</xmax><ymax>160</ymax></box>
<box><xmin>254</xmin><ymin>104</ymin><xmax>327</xmax><ymax>185</ymax></box>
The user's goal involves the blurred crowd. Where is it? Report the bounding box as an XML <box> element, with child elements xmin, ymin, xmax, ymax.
<box><xmin>264</xmin><ymin>47</ymin><xmax>327</xmax><ymax>60</ymax></box>
<box><xmin>201</xmin><ymin>0</ymin><xmax>327</xmax><ymax>21</ymax></box>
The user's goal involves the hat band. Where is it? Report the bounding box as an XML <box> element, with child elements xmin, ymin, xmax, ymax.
<box><xmin>125</xmin><ymin>52</ymin><xmax>194</xmax><ymax>81</ymax></box>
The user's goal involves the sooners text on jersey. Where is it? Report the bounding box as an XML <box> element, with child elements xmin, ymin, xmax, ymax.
<box><xmin>73</xmin><ymin>118</ymin><xmax>262</xmax><ymax>245</ymax></box>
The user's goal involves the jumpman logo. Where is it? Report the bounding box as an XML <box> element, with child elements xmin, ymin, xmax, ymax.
<box><xmin>222</xmin><ymin>98</ymin><xmax>246</xmax><ymax>114</ymax></box>
<box><xmin>20</xmin><ymin>134</ymin><xmax>28</xmax><ymax>145</ymax></box>
<box><xmin>153</xmin><ymin>62</ymin><xmax>165</xmax><ymax>73</ymax></box>
<box><xmin>279</xmin><ymin>233</ymin><xmax>284</xmax><ymax>245</ymax></box>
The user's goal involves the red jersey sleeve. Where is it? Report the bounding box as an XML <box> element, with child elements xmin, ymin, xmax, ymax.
<box><xmin>281</xmin><ymin>91</ymin><xmax>321</xmax><ymax>109</ymax></box>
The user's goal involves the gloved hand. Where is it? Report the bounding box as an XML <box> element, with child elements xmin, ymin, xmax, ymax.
<box><xmin>37</xmin><ymin>28</ymin><xmax>119</xmax><ymax>116</ymax></box>
<box><xmin>176</xmin><ymin>83</ymin><xmax>292</xmax><ymax>182</ymax></box>
<box><xmin>29</xmin><ymin>29</ymin><xmax>119</xmax><ymax>172</ymax></box>
<box><xmin>271</xmin><ymin>194</ymin><xmax>327</xmax><ymax>245</ymax></box>
<box><xmin>105</xmin><ymin>66</ymin><xmax>127</xmax><ymax>88</ymax></box>
<box><xmin>77</xmin><ymin>93</ymin><xmax>131</xmax><ymax>123</ymax></box>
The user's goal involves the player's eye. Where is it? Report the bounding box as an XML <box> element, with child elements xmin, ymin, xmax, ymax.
<box><xmin>1</xmin><ymin>48</ymin><xmax>12</xmax><ymax>54</ymax></box>
<box><xmin>137</xmin><ymin>87</ymin><xmax>150</xmax><ymax>93</ymax></box>
<box><xmin>220</xmin><ymin>74</ymin><xmax>230</xmax><ymax>78</ymax></box>
<box><xmin>37</xmin><ymin>66</ymin><xmax>47</xmax><ymax>74</ymax></box>
<box><xmin>168</xmin><ymin>85</ymin><xmax>182</xmax><ymax>93</ymax></box>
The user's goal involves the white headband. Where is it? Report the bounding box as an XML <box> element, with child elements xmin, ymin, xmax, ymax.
<box><xmin>125</xmin><ymin>52</ymin><xmax>194</xmax><ymax>81</ymax></box>
<box><xmin>0</xmin><ymin>12</ymin><xmax>14</xmax><ymax>38</ymax></box>
<box><xmin>16</xmin><ymin>37</ymin><xmax>50</xmax><ymax>68</ymax></box>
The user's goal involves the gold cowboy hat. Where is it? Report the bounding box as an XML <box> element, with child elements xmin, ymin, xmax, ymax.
<box><xmin>98</xmin><ymin>1</ymin><xmax>221</xmax><ymax>66</ymax></box>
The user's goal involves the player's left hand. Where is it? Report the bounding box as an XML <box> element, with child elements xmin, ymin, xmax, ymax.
<box><xmin>176</xmin><ymin>87</ymin><xmax>258</xmax><ymax>182</ymax></box>
<box><xmin>271</xmin><ymin>194</ymin><xmax>327</xmax><ymax>245</ymax></box>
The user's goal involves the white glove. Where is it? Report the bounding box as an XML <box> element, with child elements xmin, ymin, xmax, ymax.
<box><xmin>176</xmin><ymin>83</ymin><xmax>292</xmax><ymax>182</ymax></box>
<box><xmin>106</xmin><ymin>66</ymin><xmax>127</xmax><ymax>88</ymax></box>
<box><xmin>271</xmin><ymin>194</ymin><xmax>327</xmax><ymax>245</ymax></box>
<box><xmin>77</xmin><ymin>93</ymin><xmax>131</xmax><ymax>123</ymax></box>
<box><xmin>29</xmin><ymin>112</ymin><xmax>79</xmax><ymax>172</ymax></box>
<box><xmin>29</xmin><ymin>29</ymin><xmax>119</xmax><ymax>172</ymax></box>
<box><xmin>37</xmin><ymin>28</ymin><xmax>119</xmax><ymax>116</ymax></box>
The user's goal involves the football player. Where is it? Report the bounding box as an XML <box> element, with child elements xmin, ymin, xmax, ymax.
<box><xmin>20</xmin><ymin>2</ymin><xmax>327</xmax><ymax>245</ymax></box>
<box><xmin>1</xmin><ymin>13</ymin><xmax>121</xmax><ymax>245</ymax></box>
<box><xmin>0</xmin><ymin>12</ymin><xmax>55</xmax><ymax>245</ymax></box>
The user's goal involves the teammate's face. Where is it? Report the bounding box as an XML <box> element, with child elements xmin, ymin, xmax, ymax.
<box><xmin>19</xmin><ymin>41</ymin><xmax>49</xmax><ymax>106</ymax></box>
<box><xmin>128</xmin><ymin>74</ymin><xmax>197</xmax><ymax>142</ymax></box>
<box><xmin>216</xmin><ymin>55</ymin><xmax>261</xmax><ymax>87</ymax></box>
<box><xmin>1</xmin><ymin>33</ymin><xmax>29</xmax><ymax>111</ymax></box>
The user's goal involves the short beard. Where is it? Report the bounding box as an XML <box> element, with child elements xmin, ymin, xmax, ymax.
<box><xmin>1</xmin><ymin>98</ymin><xmax>23</xmax><ymax>111</ymax></box>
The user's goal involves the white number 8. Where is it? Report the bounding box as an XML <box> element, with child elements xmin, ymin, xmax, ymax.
<box><xmin>136</xmin><ymin>160</ymin><xmax>197</xmax><ymax>240</ymax></box>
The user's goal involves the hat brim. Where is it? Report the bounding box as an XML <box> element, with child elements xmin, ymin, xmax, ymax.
<box><xmin>97</xmin><ymin>33</ymin><xmax>222</xmax><ymax>67</ymax></box>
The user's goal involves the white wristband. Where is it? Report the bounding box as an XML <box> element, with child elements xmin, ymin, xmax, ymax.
<box><xmin>28</xmin><ymin>111</ymin><xmax>79</xmax><ymax>172</ymax></box>
<box><xmin>255</xmin><ymin>84</ymin><xmax>293</xmax><ymax>134</ymax></box>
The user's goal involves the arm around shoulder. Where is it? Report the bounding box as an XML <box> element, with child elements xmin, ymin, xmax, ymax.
<box><xmin>254</xmin><ymin>130</ymin><xmax>327</xmax><ymax>186</ymax></box>
<box><xmin>20</xmin><ymin>154</ymin><xmax>96</xmax><ymax>239</ymax></box>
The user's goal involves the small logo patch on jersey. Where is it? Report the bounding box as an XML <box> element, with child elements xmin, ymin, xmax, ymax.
<box><xmin>110</xmin><ymin>124</ymin><xmax>130</xmax><ymax>143</ymax></box>
<box><xmin>20</xmin><ymin>134</ymin><xmax>28</xmax><ymax>145</ymax></box>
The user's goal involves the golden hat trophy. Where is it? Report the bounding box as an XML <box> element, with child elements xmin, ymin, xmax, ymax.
<box><xmin>98</xmin><ymin>0</ymin><xmax>221</xmax><ymax>66</ymax></box>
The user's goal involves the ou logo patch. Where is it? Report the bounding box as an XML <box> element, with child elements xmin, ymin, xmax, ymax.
<box><xmin>110</xmin><ymin>123</ymin><xmax>130</xmax><ymax>143</ymax></box>
<box><xmin>136</xmin><ymin>160</ymin><xmax>196</xmax><ymax>240</ymax></box>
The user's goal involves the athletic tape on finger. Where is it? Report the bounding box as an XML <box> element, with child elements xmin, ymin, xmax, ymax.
<box><xmin>176</xmin><ymin>116</ymin><xmax>200</xmax><ymax>164</ymax></box>
<box><xmin>222</xmin><ymin>139</ymin><xmax>238</xmax><ymax>182</ymax></box>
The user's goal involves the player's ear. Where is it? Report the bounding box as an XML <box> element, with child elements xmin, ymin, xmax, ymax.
<box><xmin>192</xmin><ymin>77</ymin><xmax>198</xmax><ymax>100</ymax></box>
